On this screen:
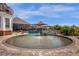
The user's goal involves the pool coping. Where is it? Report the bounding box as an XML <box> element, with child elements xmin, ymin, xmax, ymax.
<box><xmin>0</xmin><ymin>34</ymin><xmax>78</xmax><ymax>56</ymax></box>
<box><xmin>2</xmin><ymin>34</ymin><xmax>75</xmax><ymax>50</ymax></box>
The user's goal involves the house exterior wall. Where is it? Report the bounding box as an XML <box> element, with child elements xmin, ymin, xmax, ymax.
<box><xmin>0</xmin><ymin>12</ymin><xmax>13</xmax><ymax>36</ymax></box>
<box><xmin>0</xmin><ymin>31</ymin><xmax>12</xmax><ymax>36</ymax></box>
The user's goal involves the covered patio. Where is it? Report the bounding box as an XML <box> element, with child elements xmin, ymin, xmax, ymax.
<box><xmin>13</xmin><ymin>17</ymin><xmax>30</xmax><ymax>32</ymax></box>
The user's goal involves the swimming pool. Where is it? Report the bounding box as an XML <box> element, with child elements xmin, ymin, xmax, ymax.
<box><xmin>5</xmin><ymin>33</ymin><xmax>72</xmax><ymax>49</ymax></box>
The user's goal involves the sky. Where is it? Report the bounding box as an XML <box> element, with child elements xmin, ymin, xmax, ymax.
<box><xmin>7</xmin><ymin>3</ymin><xmax>79</xmax><ymax>26</ymax></box>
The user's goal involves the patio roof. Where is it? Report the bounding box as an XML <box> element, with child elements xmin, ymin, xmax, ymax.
<box><xmin>0</xmin><ymin>3</ymin><xmax>13</xmax><ymax>15</ymax></box>
<box><xmin>13</xmin><ymin>17</ymin><xmax>30</xmax><ymax>25</ymax></box>
<box><xmin>35</xmin><ymin>21</ymin><xmax>47</xmax><ymax>25</ymax></box>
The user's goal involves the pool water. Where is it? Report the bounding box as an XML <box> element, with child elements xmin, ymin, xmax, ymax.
<box><xmin>28</xmin><ymin>32</ymin><xmax>41</xmax><ymax>36</ymax></box>
<box><xmin>6</xmin><ymin>33</ymin><xmax>72</xmax><ymax>49</ymax></box>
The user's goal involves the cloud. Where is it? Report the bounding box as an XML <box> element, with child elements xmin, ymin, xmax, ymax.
<box><xmin>70</xmin><ymin>15</ymin><xmax>79</xmax><ymax>19</ymax></box>
<box><xmin>8</xmin><ymin>3</ymin><xmax>79</xmax><ymax>20</ymax></box>
<box><xmin>39</xmin><ymin>5</ymin><xmax>76</xmax><ymax>12</ymax></box>
<box><xmin>15</xmin><ymin>9</ymin><xmax>61</xmax><ymax>19</ymax></box>
<box><xmin>13</xmin><ymin>6</ymin><xmax>63</xmax><ymax>19</ymax></box>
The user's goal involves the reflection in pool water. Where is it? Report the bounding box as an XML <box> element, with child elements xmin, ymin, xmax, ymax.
<box><xmin>6</xmin><ymin>33</ymin><xmax>72</xmax><ymax>49</ymax></box>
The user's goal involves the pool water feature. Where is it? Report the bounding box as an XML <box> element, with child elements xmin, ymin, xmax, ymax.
<box><xmin>5</xmin><ymin>32</ymin><xmax>73</xmax><ymax>49</ymax></box>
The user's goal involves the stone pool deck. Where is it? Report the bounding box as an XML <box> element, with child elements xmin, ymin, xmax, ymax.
<box><xmin>0</xmin><ymin>33</ymin><xmax>79</xmax><ymax>56</ymax></box>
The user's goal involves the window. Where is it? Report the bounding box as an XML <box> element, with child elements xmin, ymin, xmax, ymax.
<box><xmin>0</xmin><ymin>16</ymin><xmax>1</xmax><ymax>28</ymax></box>
<box><xmin>5</xmin><ymin>18</ymin><xmax>10</xmax><ymax>28</ymax></box>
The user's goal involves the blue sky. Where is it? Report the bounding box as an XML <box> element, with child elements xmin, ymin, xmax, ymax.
<box><xmin>7</xmin><ymin>3</ymin><xmax>79</xmax><ymax>26</ymax></box>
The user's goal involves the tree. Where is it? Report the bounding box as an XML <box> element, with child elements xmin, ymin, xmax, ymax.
<box><xmin>60</xmin><ymin>25</ymin><xmax>70</xmax><ymax>35</ymax></box>
<box><xmin>53</xmin><ymin>25</ymin><xmax>62</xmax><ymax>30</ymax></box>
<box><xmin>50</xmin><ymin>25</ymin><xmax>79</xmax><ymax>36</ymax></box>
